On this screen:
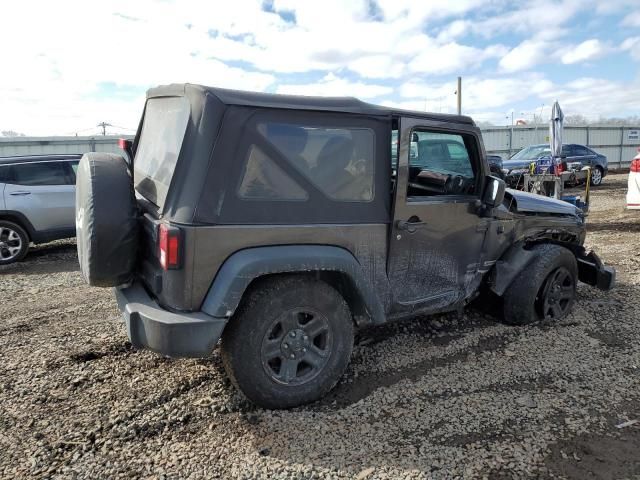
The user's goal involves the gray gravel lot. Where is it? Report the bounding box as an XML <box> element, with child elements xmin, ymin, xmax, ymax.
<box><xmin>1</xmin><ymin>173</ymin><xmax>638</xmax><ymax>479</ymax></box>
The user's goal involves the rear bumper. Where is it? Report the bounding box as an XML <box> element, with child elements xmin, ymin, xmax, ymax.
<box><xmin>114</xmin><ymin>282</ymin><xmax>226</xmax><ymax>358</ymax></box>
<box><xmin>576</xmin><ymin>250</ymin><xmax>616</xmax><ymax>291</ymax></box>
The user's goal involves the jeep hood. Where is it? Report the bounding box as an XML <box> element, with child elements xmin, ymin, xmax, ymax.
<box><xmin>505</xmin><ymin>189</ymin><xmax>581</xmax><ymax>216</ymax></box>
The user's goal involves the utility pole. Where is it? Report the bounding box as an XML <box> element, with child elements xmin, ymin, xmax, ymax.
<box><xmin>97</xmin><ymin>122</ymin><xmax>112</xmax><ymax>136</ymax></box>
<box><xmin>456</xmin><ymin>76</ymin><xmax>462</xmax><ymax>115</ymax></box>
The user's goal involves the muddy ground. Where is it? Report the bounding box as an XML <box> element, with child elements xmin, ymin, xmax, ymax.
<box><xmin>0</xmin><ymin>173</ymin><xmax>638</xmax><ymax>479</ymax></box>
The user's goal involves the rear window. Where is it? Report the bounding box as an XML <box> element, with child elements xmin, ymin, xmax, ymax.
<box><xmin>134</xmin><ymin>96</ymin><xmax>190</xmax><ymax>208</ymax></box>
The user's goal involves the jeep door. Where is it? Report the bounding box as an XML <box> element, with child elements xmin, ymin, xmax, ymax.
<box><xmin>388</xmin><ymin>117</ymin><xmax>487</xmax><ymax>313</ymax></box>
<box><xmin>4</xmin><ymin>161</ymin><xmax>76</xmax><ymax>233</ymax></box>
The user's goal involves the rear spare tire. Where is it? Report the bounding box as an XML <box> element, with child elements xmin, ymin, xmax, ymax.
<box><xmin>76</xmin><ymin>152</ymin><xmax>138</xmax><ymax>287</ymax></box>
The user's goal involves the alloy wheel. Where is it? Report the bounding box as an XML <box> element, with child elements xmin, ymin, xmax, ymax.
<box><xmin>0</xmin><ymin>227</ymin><xmax>23</xmax><ymax>262</ymax></box>
<box><xmin>261</xmin><ymin>308</ymin><xmax>333</xmax><ymax>386</ymax></box>
<box><xmin>538</xmin><ymin>266</ymin><xmax>575</xmax><ymax>319</ymax></box>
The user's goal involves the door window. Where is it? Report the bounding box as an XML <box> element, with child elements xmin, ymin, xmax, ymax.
<box><xmin>10</xmin><ymin>162</ymin><xmax>68</xmax><ymax>186</ymax></box>
<box><xmin>407</xmin><ymin>131</ymin><xmax>477</xmax><ymax>198</ymax></box>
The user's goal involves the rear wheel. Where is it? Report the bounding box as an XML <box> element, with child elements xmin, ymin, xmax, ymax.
<box><xmin>503</xmin><ymin>244</ymin><xmax>577</xmax><ymax>325</ymax></box>
<box><xmin>590</xmin><ymin>166</ymin><xmax>603</xmax><ymax>186</ymax></box>
<box><xmin>0</xmin><ymin>221</ymin><xmax>29</xmax><ymax>265</ymax></box>
<box><xmin>221</xmin><ymin>276</ymin><xmax>354</xmax><ymax>409</ymax></box>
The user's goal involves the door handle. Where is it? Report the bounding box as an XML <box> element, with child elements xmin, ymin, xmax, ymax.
<box><xmin>9</xmin><ymin>191</ymin><xmax>31</xmax><ymax>196</ymax></box>
<box><xmin>397</xmin><ymin>219</ymin><xmax>426</xmax><ymax>233</ymax></box>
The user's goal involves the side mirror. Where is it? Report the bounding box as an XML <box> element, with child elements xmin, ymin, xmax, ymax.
<box><xmin>482</xmin><ymin>175</ymin><xmax>506</xmax><ymax>208</ymax></box>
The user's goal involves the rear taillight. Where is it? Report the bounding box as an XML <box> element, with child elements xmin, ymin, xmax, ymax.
<box><xmin>631</xmin><ymin>149</ymin><xmax>640</xmax><ymax>173</ymax></box>
<box><xmin>158</xmin><ymin>223</ymin><xmax>181</xmax><ymax>270</ymax></box>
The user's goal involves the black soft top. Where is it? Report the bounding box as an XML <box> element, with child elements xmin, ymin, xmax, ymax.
<box><xmin>147</xmin><ymin>83</ymin><xmax>475</xmax><ymax>125</ymax></box>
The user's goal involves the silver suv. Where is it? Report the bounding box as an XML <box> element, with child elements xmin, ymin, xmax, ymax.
<box><xmin>0</xmin><ymin>154</ymin><xmax>80</xmax><ymax>264</ymax></box>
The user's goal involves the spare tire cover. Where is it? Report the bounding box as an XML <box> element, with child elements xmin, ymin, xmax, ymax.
<box><xmin>76</xmin><ymin>152</ymin><xmax>138</xmax><ymax>287</ymax></box>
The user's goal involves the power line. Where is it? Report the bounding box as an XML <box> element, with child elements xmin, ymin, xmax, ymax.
<box><xmin>108</xmin><ymin>124</ymin><xmax>136</xmax><ymax>132</ymax></box>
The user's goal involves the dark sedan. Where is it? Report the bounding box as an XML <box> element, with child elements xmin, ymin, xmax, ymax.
<box><xmin>502</xmin><ymin>144</ymin><xmax>608</xmax><ymax>186</ymax></box>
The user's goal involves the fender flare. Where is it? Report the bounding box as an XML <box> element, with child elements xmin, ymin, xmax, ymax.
<box><xmin>490</xmin><ymin>242</ymin><xmax>539</xmax><ymax>296</ymax></box>
<box><xmin>0</xmin><ymin>210</ymin><xmax>36</xmax><ymax>241</ymax></box>
<box><xmin>200</xmin><ymin>245</ymin><xmax>386</xmax><ymax>325</ymax></box>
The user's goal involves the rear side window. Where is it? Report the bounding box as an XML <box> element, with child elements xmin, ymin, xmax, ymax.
<box><xmin>238</xmin><ymin>146</ymin><xmax>308</xmax><ymax>200</ymax></box>
<box><xmin>134</xmin><ymin>96</ymin><xmax>190</xmax><ymax>208</ymax></box>
<box><xmin>255</xmin><ymin>123</ymin><xmax>375</xmax><ymax>202</ymax></box>
<box><xmin>574</xmin><ymin>145</ymin><xmax>591</xmax><ymax>156</ymax></box>
<box><xmin>10</xmin><ymin>162</ymin><xmax>68</xmax><ymax>186</ymax></box>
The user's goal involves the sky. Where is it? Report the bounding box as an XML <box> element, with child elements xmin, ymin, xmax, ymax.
<box><xmin>1</xmin><ymin>0</ymin><xmax>640</xmax><ymax>136</ymax></box>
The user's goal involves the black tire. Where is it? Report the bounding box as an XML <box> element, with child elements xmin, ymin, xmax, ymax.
<box><xmin>221</xmin><ymin>275</ymin><xmax>354</xmax><ymax>409</ymax></box>
<box><xmin>503</xmin><ymin>244</ymin><xmax>577</xmax><ymax>325</ymax></box>
<box><xmin>590</xmin><ymin>166</ymin><xmax>604</xmax><ymax>186</ymax></box>
<box><xmin>76</xmin><ymin>152</ymin><xmax>138</xmax><ymax>287</ymax></box>
<box><xmin>0</xmin><ymin>220</ymin><xmax>29</xmax><ymax>265</ymax></box>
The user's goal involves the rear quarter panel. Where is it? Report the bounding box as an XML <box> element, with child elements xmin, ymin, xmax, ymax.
<box><xmin>189</xmin><ymin>224</ymin><xmax>392</xmax><ymax>313</ymax></box>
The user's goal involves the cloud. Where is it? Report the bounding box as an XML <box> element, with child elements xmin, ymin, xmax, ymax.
<box><xmin>409</xmin><ymin>41</ymin><xmax>507</xmax><ymax>75</ymax></box>
<box><xmin>621</xmin><ymin>11</ymin><xmax>640</xmax><ymax>27</ymax></box>
<box><xmin>276</xmin><ymin>73</ymin><xmax>392</xmax><ymax>99</ymax></box>
<box><xmin>499</xmin><ymin>39</ymin><xmax>551</xmax><ymax>72</ymax></box>
<box><xmin>561</xmin><ymin>39</ymin><xmax>608</xmax><ymax>64</ymax></box>
<box><xmin>621</xmin><ymin>37</ymin><xmax>640</xmax><ymax>61</ymax></box>
<box><xmin>396</xmin><ymin>74</ymin><xmax>640</xmax><ymax>124</ymax></box>
<box><xmin>0</xmin><ymin>0</ymin><xmax>636</xmax><ymax>135</ymax></box>
<box><xmin>471</xmin><ymin>0</ymin><xmax>583</xmax><ymax>40</ymax></box>
<box><xmin>399</xmin><ymin>75</ymin><xmax>554</xmax><ymax>113</ymax></box>
<box><xmin>436</xmin><ymin>20</ymin><xmax>470</xmax><ymax>42</ymax></box>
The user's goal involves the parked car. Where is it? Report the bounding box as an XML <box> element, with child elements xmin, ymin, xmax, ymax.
<box><xmin>0</xmin><ymin>154</ymin><xmax>81</xmax><ymax>264</ymax></box>
<box><xmin>75</xmin><ymin>84</ymin><xmax>615</xmax><ymax>409</ymax></box>
<box><xmin>502</xmin><ymin>144</ymin><xmax>608</xmax><ymax>187</ymax></box>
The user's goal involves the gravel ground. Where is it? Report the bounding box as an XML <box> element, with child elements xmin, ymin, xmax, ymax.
<box><xmin>1</xmin><ymin>173</ymin><xmax>638</xmax><ymax>479</ymax></box>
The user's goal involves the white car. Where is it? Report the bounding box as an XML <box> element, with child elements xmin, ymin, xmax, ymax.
<box><xmin>627</xmin><ymin>149</ymin><xmax>640</xmax><ymax>210</ymax></box>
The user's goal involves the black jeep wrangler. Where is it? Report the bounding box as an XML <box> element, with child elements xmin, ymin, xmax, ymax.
<box><xmin>76</xmin><ymin>84</ymin><xmax>615</xmax><ymax>409</ymax></box>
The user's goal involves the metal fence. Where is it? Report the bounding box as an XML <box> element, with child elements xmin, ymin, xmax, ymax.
<box><xmin>481</xmin><ymin>125</ymin><xmax>640</xmax><ymax>169</ymax></box>
<box><xmin>0</xmin><ymin>135</ymin><xmax>131</xmax><ymax>157</ymax></box>
<box><xmin>1</xmin><ymin>125</ymin><xmax>638</xmax><ymax>168</ymax></box>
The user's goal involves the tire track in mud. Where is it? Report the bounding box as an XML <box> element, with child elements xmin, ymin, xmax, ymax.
<box><xmin>316</xmin><ymin>330</ymin><xmax>513</xmax><ymax>409</ymax></box>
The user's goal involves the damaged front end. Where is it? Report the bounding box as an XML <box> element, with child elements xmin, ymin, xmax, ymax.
<box><xmin>487</xmin><ymin>189</ymin><xmax>615</xmax><ymax>296</ymax></box>
<box><xmin>575</xmin><ymin>249</ymin><xmax>616</xmax><ymax>291</ymax></box>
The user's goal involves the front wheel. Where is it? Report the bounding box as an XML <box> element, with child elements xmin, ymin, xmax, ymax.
<box><xmin>590</xmin><ymin>166</ymin><xmax>603</xmax><ymax>186</ymax></box>
<box><xmin>0</xmin><ymin>221</ymin><xmax>29</xmax><ymax>265</ymax></box>
<box><xmin>503</xmin><ymin>244</ymin><xmax>577</xmax><ymax>325</ymax></box>
<box><xmin>221</xmin><ymin>276</ymin><xmax>354</xmax><ymax>409</ymax></box>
